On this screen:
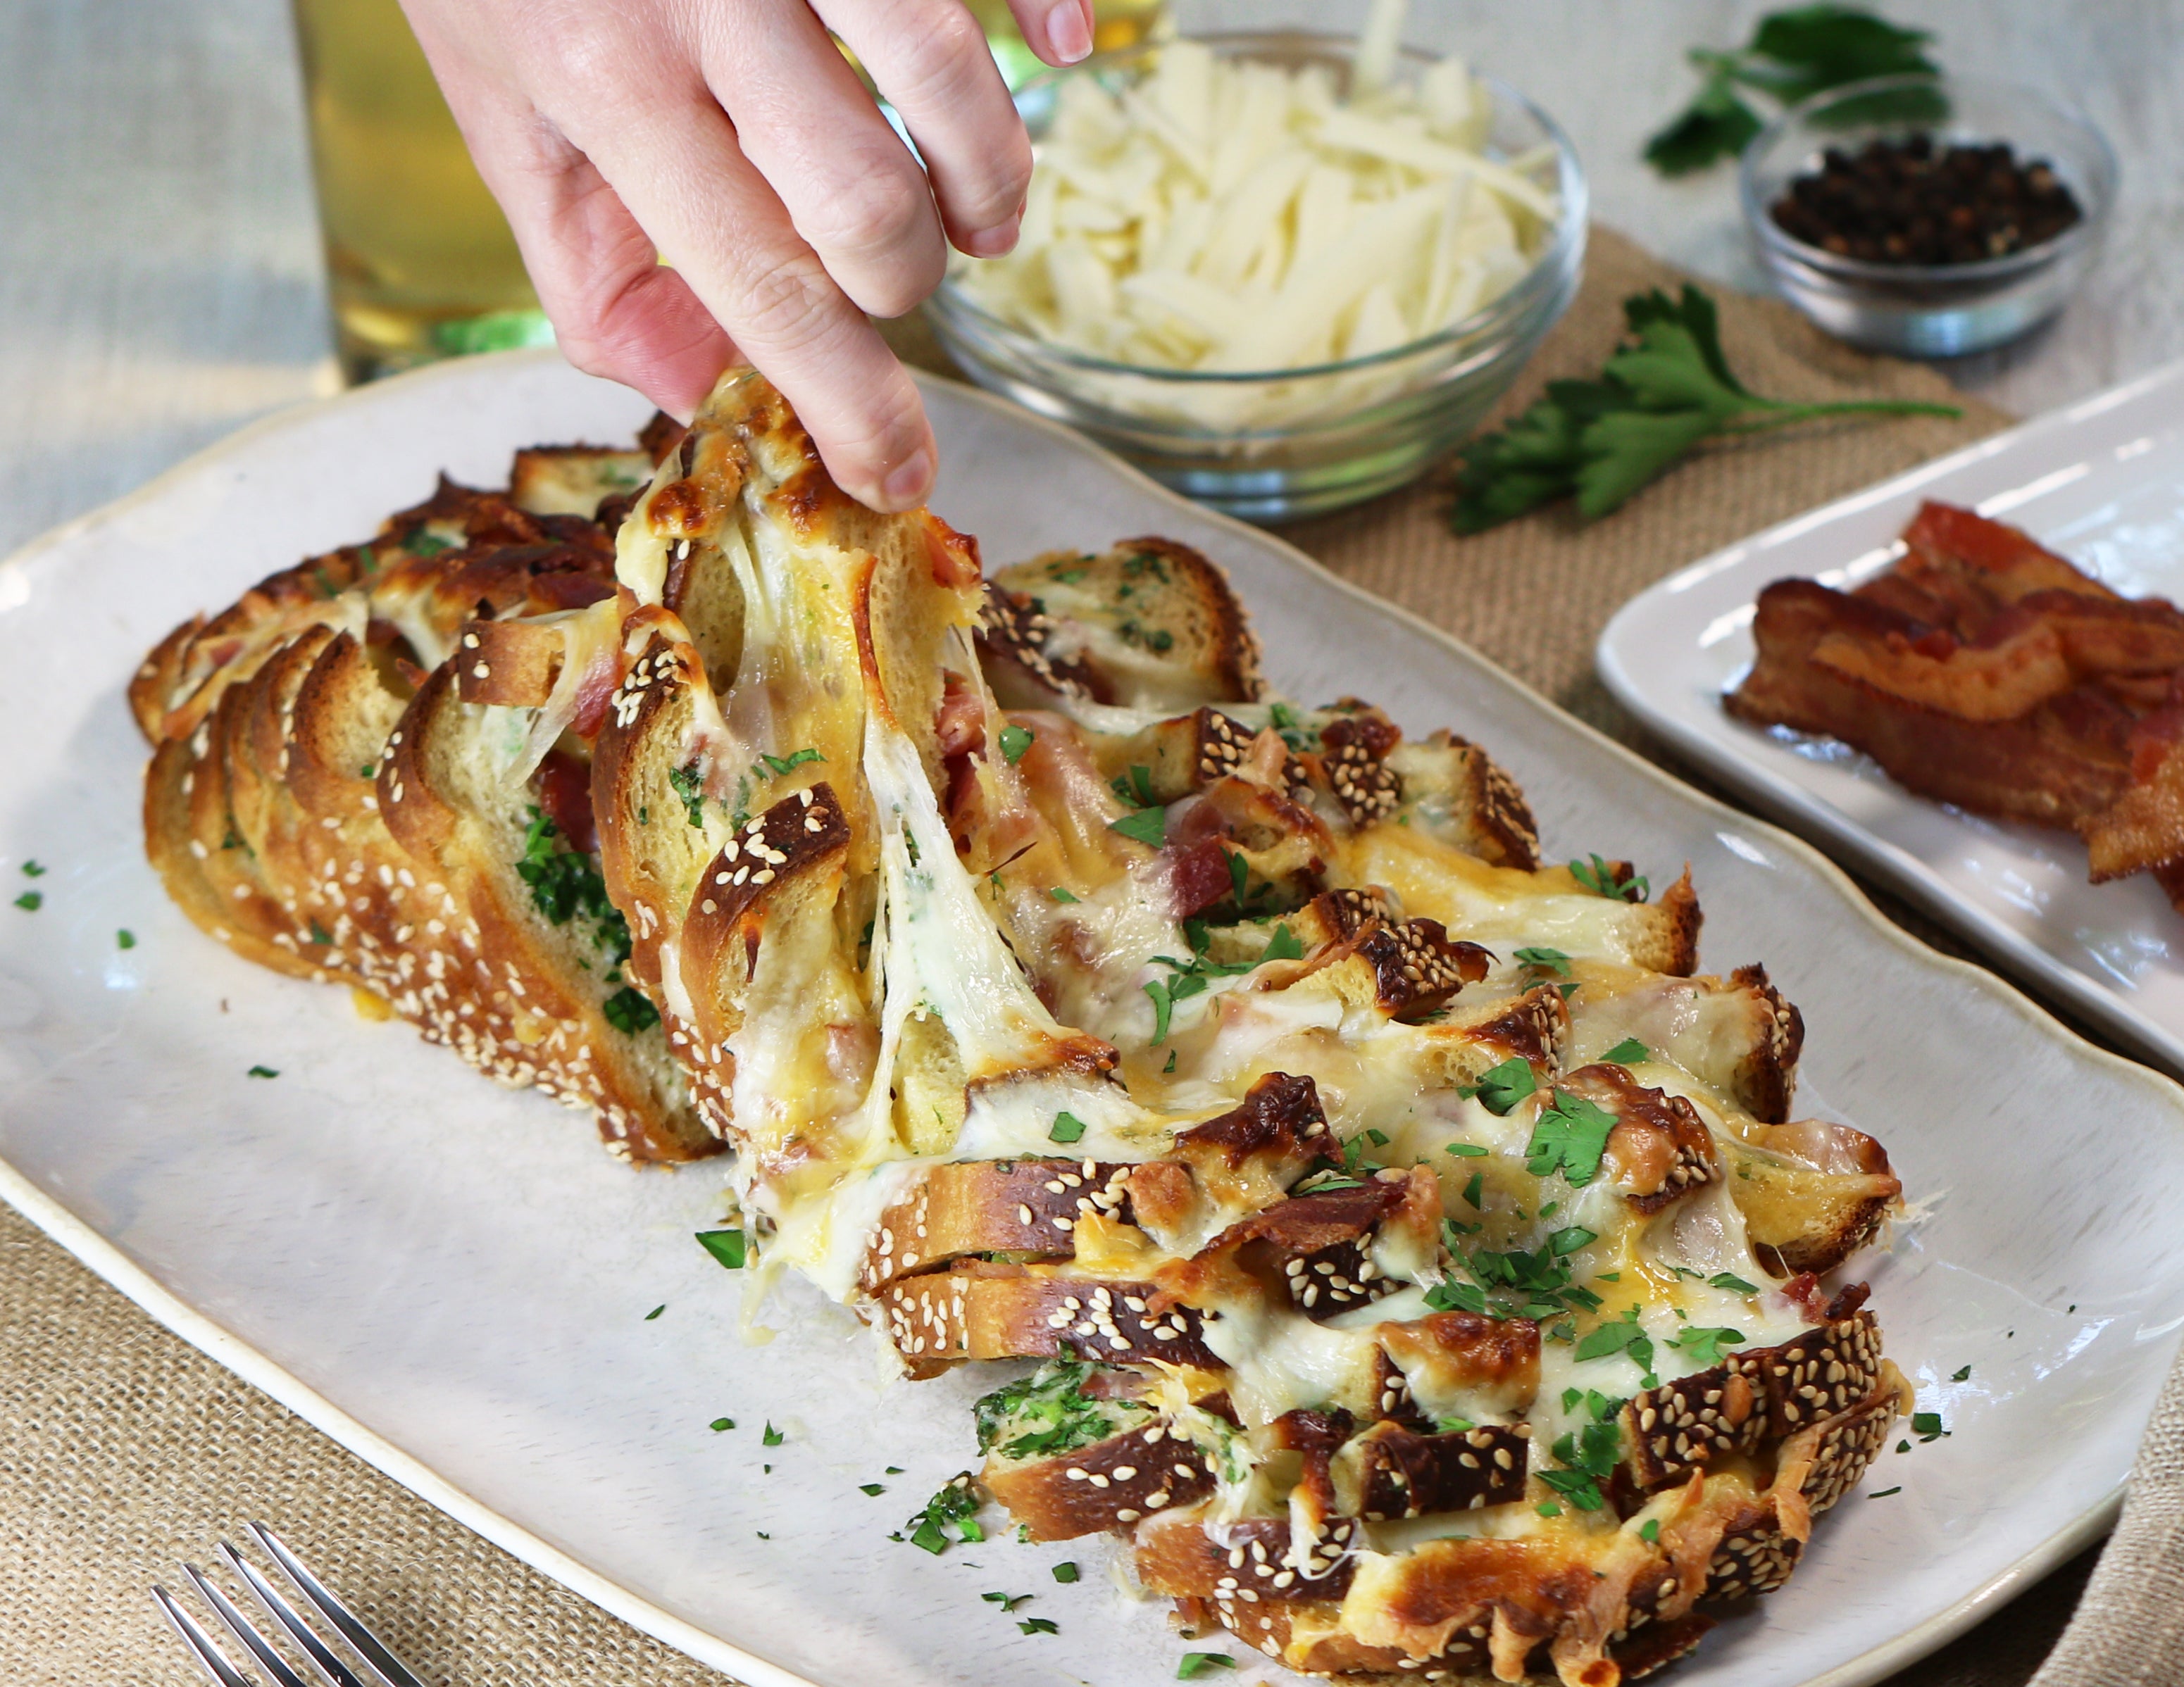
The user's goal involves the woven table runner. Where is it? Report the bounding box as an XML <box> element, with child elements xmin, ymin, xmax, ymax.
<box><xmin>1</xmin><ymin>223</ymin><xmax>2147</xmax><ymax>1686</ymax></box>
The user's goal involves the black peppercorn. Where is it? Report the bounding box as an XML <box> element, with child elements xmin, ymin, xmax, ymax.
<box><xmin>1770</xmin><ymin>133</ymin><xmax>2081</xmax><ymax>265</ymax></box>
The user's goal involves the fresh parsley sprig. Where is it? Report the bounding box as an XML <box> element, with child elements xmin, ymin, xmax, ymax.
<box><xmin>1645</xmin><ymin>4</ymin><xmax>1943</xmax><ymax>176</ymax></box>
<box><xmin>1451</xmin><ymin>285</ymin><xmax>1960</xmax><ymax>533</ymax></box>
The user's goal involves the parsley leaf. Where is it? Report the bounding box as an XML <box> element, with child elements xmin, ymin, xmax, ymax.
<box><xmin>1575</xmin><ymin>1310</ymin><xmax>1655</xmax><ymax>1377</ymax></box>
<box><xmin>1052</xmin><ymin>1562</ymin><xmax>1080</xmax><ymax>1583</ymax></box>
<box><xmin>645</xmin><ymin>1304</ymin><xmax>666</xmax><ymax>1321</ymax></box>
<box><xmin>1951</xmin><ymin>1364</ymin><xmax>1973</xmax><ymax>1382</ymax></box>
<box><xmin>1512</xmin><ymin>946</ymin><xmax>1571</xmax><ymax>977</ymax></box>
<box><xmin>999</xmin><ymin>724</ymin><xmax>1035</xmax><ymax>764</ymax></box>
<box><xmin>1109</xmin><ymin>806</ymin><xmax>1168</xmax><ymax>848</ymax></box>
<box><xmin>1049</xmin><ymin>1112</ymin><xmax>1087</xmax><ymax>1145</ymax></box>
<box><xmin>1049</xmin><ymin>886</ymin><xmax>1080</xmax><ymax>903</ymax></box>
<box><xmin>1569</xmin><ymin>853</ymin><xmax>1647</xmax><ymax>903</ymax></box>
<box><xmin>1671</xmin><ymin>1326</ymin><xmax>1747</xmax><ymax>1366</ymax></box>
<box><xmin>1547</xmin><ymin>1226</ymin><xmax>1597</xmax><ymax>1257</ymax></box>
<box><xmin>20</xmin><ymin>860</ymin><xmax>45</xmax><ymax>877</ymax></box>
<box><xmin>1451</xmin><ymin>284</ymin><xmax>1960</xmax><ymax>532</ymax></box>
<box><xmin>1446</xmin><ymin>1141</ymin><xmax>1488</xmax><ymax>1157</ymax></box>
<box><xmin>906</xmin><ymin>1474</ymin><xmax>985</xmax><ymax>1554</ymax></box>
<box><xmin>1178</xmin><ymin>1655</ymin><xmax>1235</xmax><ymax>1679</ymax></box>
<box><xmin>1464</xmin><ymin>1055</ymin><xmax>1537</xmax><ymax>1116</ymax></box>
<box><xmin>668</xmin><ymin>765</ymin><xmax>707</xmax><ymax>828</ymax></box>
<box><xmin>1019</xmin><ymin>1618</ymin><xmax>1059</xmax><ymax>1636</ymax></box>
<box><xmin>1911</xmin><ymin>1410</ymin><xmax>1950</xmax><ymax>1442</ymax></box>
<box><xmin>711</xmin><ymin>1416</ymin><xmax>733</xmax><ymax>1430</ymax></box>
<box><xmin>1645</xmin><ymin>6</ymin><xmax>1941</xmax><ymax>176</ymax></box>
<box><xmin>859</xmin><ymin>1483</ymin><xmax>886</xmax><ymax>1496</ymax></box>
<box><xmin>697</xmin><ymin>1229</ymin><xmax>748</xmax><ymax>1269</ymax></box>
<box><xmin>116</xmin><ymin>929</ymin><xmax>136</xmax><ymax>949</ymax></box>
<box><xmin>1261</xmin><ymin>922</ymin><xmax>1304</xmax><ymax>963</ymax></box>
<box><xmin>1144</xmin><ymin>979</ymin><xmax>1174</xmax><ymax>1043</ymax></box>
<box><xmin>1709</xmin><ymin>1272</ymin><xmax>1760</xmax><ymax>1294</ymax></box>
<box><xmin>1600</xmin><ymin>1037</ymin><xmax>1649</xmax><ymax>1065</ymax></box>
<box><xmin>1459</xmin><ymin>1170</ymin><xmax>1485</xmax><ymax>1210</ymax></box>
<box><xmin>761</xmin><ymin>747</ymin><xmax>824</xmax><ymax>777</ymax></box>
<box><xmin>983</xmin><ymin>1591</ymin><xmax>1032</xmax><ymax>1611</ymax></box>
<box><xmin>1525</xmin><ymin>1092</ymin><xmax>1618</xmax><ymax>1185</ymax></box>
<box><xmin>602</xmin><ymin>986</ymin><xmax>659</xmax><ymax>1034</ymax></box>
<box><xmin>763</xmin><ymin>1422</ymin><xmax>784</xmax><ymax>1446</ymax></box>
<box><xmin>246</xmin><ymin>1065</ymin><xmax>278</xmax><ymax>1079</ymax></box>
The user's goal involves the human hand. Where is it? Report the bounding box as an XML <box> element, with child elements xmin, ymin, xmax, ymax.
<box><xmin>400</xmin><ymin>0</ymin><xmax>1094</xmax><ymax>510</ymax></box>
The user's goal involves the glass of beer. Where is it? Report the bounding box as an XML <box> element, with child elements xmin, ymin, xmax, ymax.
<box><xmin>291</xmin><ymin>0</ymin><xmax>552</xmax><ymax>383</ymax></box>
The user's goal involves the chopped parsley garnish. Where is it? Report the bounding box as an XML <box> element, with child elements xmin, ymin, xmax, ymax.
<box><xmin>1049</xmin><ymin>1112</ymin><xmax>1087</xmax><ymax>1145</ymax></box>
<box><xmin>1111</xmin><ymin>765</ymin><xmax>1157</xmax><ymax>807</ymax></box>
<box><xmin>1144</xmin><ymin>979</ymin><xmax>1175</xmax><ymax>1042</ymax></box>
<box><xmin>1019</xmin><ymin>1618</ymin><xmax>1059</xmax><ymax>1636</ymax></box>
<box><xmin>1600</xmin><ymin>1036</ymin><xmax>1649</xmax><ymax>1065</ymax></box>
<box><xmin>668</xmin><ymin>765</ymin><xmax>706</xmax><ymax>827</ymax></box>
<box><xmin>644</xmin><ymin>1304</ymin><xmax>665</xmax><ymax>1321</ymax></box>
<box><xmin>973</xmin><ymin>1362</ymin><xmax>1146</xmax><ymax>1461</ymax></box>
<box><xmin>1461</xmin><ymin>1055</ymin><xmax>1537</xmax><ymax>1116</ymax></box>
<box><xmin>1512</xmin><ymin>946</ymin><xmax>1570</xmax><ymax>977</ymax></box>
<box><xmin>13</xmin><ymin>891</ymin><xmax>39</xmax><ymax>912</ymax></box>
<box><xmin>1052</xmin><ymin>1562</ymin><xmax>1080</xmax><ymax>1583</ymax></box>
<box><xmin>983</xmin><ymin>1591</ymin><xmax>1032</xmax><ymax>1612</ymax></box>
<box><xmin>20</xmin><ymin>860</ymin><xmax>45</xmax><ymax>877</ymax></box>
<box><xmin>1951</xmin><ymin>1365</ymin><xmax>1972</xmax><ymax>1382</ymax></box>
<box><xmin>405</xmin><ymin>529</ymin><xmax>455</xmax><ymax>556</ymax></box>
<box><xmin>859</xmin><ymin>1483</ymin><xmax>886</xmax><ymax>1496</ymax></box>
<box><xmin>1537</xmin><ymin>1500</ymin><xmax>1562</xmax><ymax>1517</ymax></box>
<box><xmin>116</xmin><ymin>929</ymin><xmax>135</xmax><ymax>949</ymax></box>
<box><xmin>1869</xmin><ymin>1486</ymin><xmax>1902</xmax><ymax>1498</ymax></box>
<box><xmin>1177</xmin><ymin>1655</ymin><xmax>1233</xmax><ymax>1679</ymax></box>
<box><xmin>1435</xmin><ymin>1415</ymin><xmax>1475</xmax><ymax>1435</ymax></box>
<box><xmin>1576</xmin><ymin>1307</ymin><xmax>1654</xmax><ymax>1376</ymax></box>
<box><xmin>760</xmin><ymin>747</ymin><xmax>825</xmax><ymax>777</ymax></box>
<box><xmin>1268</xmin><ymin>701</ymin><xmax>1313</xmax><ymax>751</ymax></box>
<box><xmin>906</xmin><ymin>1474</ymin><xmax>987</xmax><ymax>1553</ymax></box>
<box><xmin>711</xmin><ymin>1417</ymin><xmax>735</xmax><ymax>1431</ymax></box>
<box><xmin>1049</xmin><ymin>886</ymin><xmax>1080</xmax><ymax>903</ymax></box>
<box><xmin>1460</xmin><ymin>1171</ymin><xmax>1484</xmax><ymax>1209</ymax></box>
<box><xmin>1525</xmin><ymin>1091</ymin><xmax>1618</xmax><ymax>1184</ymax></box>
<box><xmin>1911</xmin><ymin>1411</ymin><xmax>1949</xmax><ymax>1442</ymax></box>
<box><xmin>1671</xmin><ymin>1326</ymin><xmax>1747</xmax><ymax>1366</ymax></box>
<box><xmin>697</xmin><ymin>1229</ymin><xmax>748</xmax><ymax>1269</ymax></box>
<box><xmin>1109</xmin><ymin>806</ymin><xmax>1168</xmax><ymax>847</ymax></box>
<box><xmin>517</xmin><ymin>808</ymin><xmax>634</xmax><ymax>971</ymax></box>
<box><xmin>998</xmin><ymin>724</ymin><xmax>1035</xmax><ymax>764</ymax></box>
<box><xmin>1261</xmin><ymin>922</ymin><xmax>1304</xmax><ymax>962</ymax></box>
<box><xmin>247</xmin><ymin>1065</ymin><xmax>278</xmax><ymax>1079</ymax></box>
<box><xmin>601</xmin><ymin>986</ymin><xmax>659</xmax><ymax>1034</ymax></box>
<box><xmin>1548</xmin><ymin>1227</ymin><xmax>1597</xmax><ymax>1257</ymax></box>
<box><xmin>308</xmin><ymin>920</ymin><xmax>332</xmax><ymax>945</ymax></box>
<box><xmin>763</xmin><ymin>1422</ymin><xmax>784</xmax><ymax>1446</ymax></box>
<box><xmin>1540</xmin><ymin>1396</ymin><xmax>1624</xmax><ymax>1512</ymax></box>
<box><xmin>1446</xmin><ymin>1141</ymin><xmax>1488</xmax><ymax>1157</ymax></box>
<box><xmin>1709</xmin><ymin>1272</ymin><xmax>1760</xmax><ymax>1294</ymax></box>
<box><xmin>1570</xmin><ymin>853</ymin><xmax>1647</xmax><ymax>903</ymax></box>
<box><xmin>1638</xmin><ymin>1518</ymin><xmax>1661</xmax><ymax>1543</ymax></box>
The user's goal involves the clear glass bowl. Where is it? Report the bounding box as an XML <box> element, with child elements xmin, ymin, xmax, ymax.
<box><xmin>922</xmin><ymin>32</ymin><xmax>1586</xmax><ymax>523</ymax></box>
<box><xmin>1740</xmin><ymin>73</ymin><xmax>2116</xmax><ymax>358</ymax></box>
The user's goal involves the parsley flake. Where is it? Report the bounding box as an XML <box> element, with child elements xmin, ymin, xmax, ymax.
<box><xmin>1951</xmin><ymin>1365</ymin><xmax>1972</xmax><ymax>1382</ymax></box>
<box><xmin>1019</xmin><ymin>1618</ymin><xmax>1059</xmax><ymax>1636</ymax></box>
<box><xmin>1447</xmin><ymin>1141</ymin><xmax>1488</xmax><ymax>1157</ymax></box>
<box><xmin>601</xmin><ymin>986</ymin><xmax>659</xmax><ymax>1034</ymax></box>
<box><xmin>711</xmin><ymin>1417</ymin><xmax>735</xmax><ymax>1431</ymax></box>
<box><xmin>1638</xmin><ymin>1518</ymin><xmax>1661</xmax><ymax>1543</ymax></box>
<box><xmin>20</xmin><ymin>860</ymin><xmax>45</xmax><ymax>877</ymax></box>
<box><xmin>697</xmin><ymin>1229</ymin><xmax>748</xmax><ymax>1269</ymax></box>
<box><xmin>1052</xmin><ymin>1562</ymin><xmax>1080</xmax><ymax>1583</ymax></box>
<box><xmin>1049</xmin><ymin>886</ymin><xmax>1080</xmax><ymax>903</ymax></box>
<box><xmin>1709</xmin><ymin>1272</ymin><xmax>1760</xmax><ymax>1294</ymax></box>
<box><xmin>1911</xmin><ymin>1410</ymin><xmax>1949</xmax><ymax>1442</ymax></box>
<box><xmin>1671</xmin><ymin>1327</ymin><xmax>1747</xmax><ymax>1366</ymax></box>
<box><xmin>998</xmin><ymin>724</ymin><xmax>1035</xmax><ymax>764</ymax></box>
<box><xmin>1600</xmin><ymin>1036</ymin><xmax>1649</xmax><ymax>1065</ymax></box>
<box><xmin>761</xmin><ymin>747</ymin><xmax>825</xmax><ymax>777</ymax></box>
<box><xmin>1869</xmin><ymin>1486</ymin><xmax>1902</xmax><ymax>1499</ymax></box>
<box><xmin>763</xmin><ymin>1422</ymin><xmax>784</xmax><ymax>1446</ymax></box>
<box><xmin>1512</xmin><ymin>946</ymin><xmax>1571</xmax><ymax>977</ymax></box>
<box><xmin>1261</xmin><ymin>922</ymin><xmax>1304</xmax><ymax>963</ymax></box>
<box><xmin>983</xmin><ymin>1591</ymin><xmax>1033</xmax><ymax>1612</ymax></box>
<box><xmin>1570</xmin><ymin>854</ymin><xmax>1647</xmax><ymax>902</ymax></box>
<box><xmin>116</xmin><ymin>929</ymin><xmax>136</xmax><ymax>949</ymax></box>
<box><xmin>644</xmin><ymin>1304</ymin><xmax>665</xmax><ymax>1321</ymax></box>
<box><xmin>1109</xmin><ymin>806</ymin><xmax>1168</xmax><ymax>847</ymax></box>
<box><xmin>1464</xmin><ymin>1055</ymin><xmax>1537</xmax><ymax>1117</ymax></box>
<box><xmin>1177</xmin><ymin>1655</ymin><xmax>1233</xmax><ymax>1679</ymax></box>
<box><xmin>246</xmin><ymin>1065</ymin><xmax>278</xmax><ymax>1079</ymax></box>
<box><xmin>1049</xmin><ymin>1112</ymin><xmax>1087</xmax><ymax>1145</ymax></box>
<box><xmin>1525</xmin><ymin>1092</ymin><xmax>1618</xmax><ymax>1184</ymax></box>
<box><xmin>860</xmin><ymin>1483</ymin><xmax>886</xmax><ymax>1496</ymax></box>
<box><xmin>13</xmin><ymin>891</ymin><xmax>40</xmax><ymax>912</ymax></box>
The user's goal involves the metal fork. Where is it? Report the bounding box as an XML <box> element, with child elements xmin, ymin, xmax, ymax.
<box><xmin>152</xmin><ymin>1522</ymin><xmax>429</xmax><ymax>1687</ymax></box>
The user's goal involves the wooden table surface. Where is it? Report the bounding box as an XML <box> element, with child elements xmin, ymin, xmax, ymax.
<box><xmin>1</xmin><ymin>3</ymin><xmax>2177</xmax><ymax>1682</ymax></box>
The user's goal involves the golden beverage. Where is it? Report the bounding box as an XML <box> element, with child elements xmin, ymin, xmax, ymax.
<box><xmin>292</xmin><ymin>0</ymin><xmax>551</xmax><ymax>382</ymax></box>
<box><xmin>965</xmin><ymin>0</ymin><xmax>1171</xmax><ymax>89</ymax></box>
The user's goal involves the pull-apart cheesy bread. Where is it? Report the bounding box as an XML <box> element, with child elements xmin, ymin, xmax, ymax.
<box><xmin>136</xmin><ymin>369</ymin><xmax>1908</xmax><ymax>1687</ymax></box>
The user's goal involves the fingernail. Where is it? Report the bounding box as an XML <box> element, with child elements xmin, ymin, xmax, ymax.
<box><xmin>961</xmin><ymin>209</ymin><xmax>1024</xmax><ymax>260</ymax></box>
<box><xmin>1047</xmin><ymin>0</ymin><xmax>1093</xmax><ymax>63</ymax></box>
<box><xmin>880</xmin><ymin>447</ymin><xmax>934</xmax><ymax>510</ymax></box>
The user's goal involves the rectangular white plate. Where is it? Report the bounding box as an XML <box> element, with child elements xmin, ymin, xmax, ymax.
<box><xmin>1599</xmin><ymin>357</ymin><xmax>2184</xmax><ymax>1077</ymax></box>
<box><xmin>6</xmin><ymin>351</ymin><xmax>2183</xmax><ymax>1687</ymax></box>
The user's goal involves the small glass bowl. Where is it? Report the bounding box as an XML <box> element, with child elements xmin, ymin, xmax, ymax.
<box><xmin>923</xmin><ymin>32</ymin><xmax>1586</xmax><ymax>522</ymax></box>
<box><xmin>1740</xmin><ymin>73</ymin><xmax>2116</xmax><ymax>358</ymax></box>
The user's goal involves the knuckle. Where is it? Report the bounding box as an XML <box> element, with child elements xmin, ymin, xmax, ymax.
<box><xmin>794</xmin><ymin>164</ymin><xmax>933</xmax><ymax>264</ymax></box>
<box><xmin>730</xmin><ymin>250</ymin><xmax>842</xmax><ymax>353</ymax></box>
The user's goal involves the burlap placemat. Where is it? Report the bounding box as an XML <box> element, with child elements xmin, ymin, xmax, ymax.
<box><xmin>0</xmin><ymin>223</ymin><xmax>2135</xmax><ymax>1685</ymax></box>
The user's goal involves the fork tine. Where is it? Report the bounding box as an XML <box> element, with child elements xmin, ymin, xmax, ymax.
<box><xmin>221</xmin><ymin>1541</ymin><xmax>373</xmax><ymax>1687</ymax></box>
<box><xmin>183</xmin><ymin>1561</ymin><xmax>311</xmax><ymax>1687</ymax></box>
<box><xmin>249</xmin><ymin>1523</ymin><xmax>428</xmax><ymax>1687</ymax></box>
<box><xmin>154</xmin><ymin>1584</ymin><xmax>257</xmax><ymax>1687</ymax></box>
